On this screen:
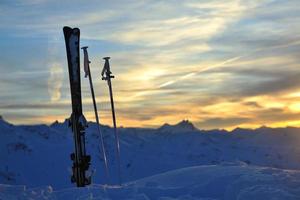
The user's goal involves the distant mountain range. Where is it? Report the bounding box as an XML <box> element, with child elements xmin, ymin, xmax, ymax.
<box><xmin>1</xmin><ymin>115</ymin><xmax>300</xmax><ymax>189</ymax></box>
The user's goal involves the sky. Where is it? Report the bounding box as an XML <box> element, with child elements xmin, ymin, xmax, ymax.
<box><xmin>1</xmin><ymin>0</ymin><xmax>300</xmax><ymax>130</ymax></box>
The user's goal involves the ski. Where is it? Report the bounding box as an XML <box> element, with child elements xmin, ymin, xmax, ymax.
<box><xmin>63</xmin><ymin>26</ymin><xmax>91</xmax><ymax>187</ymax></box>
<box><xmin>101</xmin><ymin>57</ymin><xmax>122</xmax><ymax>185</ymax></box>
<box><xmin>81</xmin><ymin>46</ymin><xmax>110</xmax><ymax>183</ymax></box>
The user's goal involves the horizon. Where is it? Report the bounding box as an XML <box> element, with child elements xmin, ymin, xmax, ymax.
<box><xmin>1</xmin><ymin>1</ymin><xmax>300</xmax><ymax>130</ymax></box>
<box><xmin>2</xmin><ymin>114</ymin><xmax>300</xmax><ymax>132</ymax></box>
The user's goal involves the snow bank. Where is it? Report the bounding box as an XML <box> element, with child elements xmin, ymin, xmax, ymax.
<box><xmin>1</xmin><ymin>164</ymin><xmax>300</xmax><ymax>199</ymax></box>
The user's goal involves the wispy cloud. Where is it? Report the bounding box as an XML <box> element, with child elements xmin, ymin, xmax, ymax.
<box><xmin>1</xmin><ymin>0</ymin><xmax>300</xmax><ymax>129</ymax></box>
<box><xmin>47</xmin><ymin>63</ymin><xmax>63</xmax><ymax>102</ymax></box>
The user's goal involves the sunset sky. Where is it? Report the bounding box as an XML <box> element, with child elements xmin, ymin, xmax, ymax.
<box><xmin>1</xmin><ymin>0</ymin><xmax>300</xmax><ymax>130</ymax></box>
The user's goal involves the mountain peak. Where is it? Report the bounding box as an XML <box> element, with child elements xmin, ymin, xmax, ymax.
<box><xmin>159</xmin><ymin>119</ymin><xmax>197</xmax><ymax>132</ymax></box>
<box><xmin>0</xmin><ymin>115</ymin><xmax>8</xmax><ymax>123</ymax></box>
<box><xmin>176</xmin><ymin>120</ymin><xmax>195</xmax><ymax>128</ymax></box>
<box><xmin>0</xmin><ymin>115</ymin><xmax>13</xmax><ymax>128</ymax></box>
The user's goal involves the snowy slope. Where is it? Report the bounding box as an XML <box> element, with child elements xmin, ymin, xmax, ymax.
<box><xmin>1</xmin><ymin>164</ymin><xmax>300</xmax><ymax>199</ymax></box>
<box><xmin>1</xmin><ymin>116</ymin><xmax>300</xmax><ymax>199</ymax></box>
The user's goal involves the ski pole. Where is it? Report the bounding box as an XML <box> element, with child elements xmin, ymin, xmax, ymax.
<box><xmin>81</xmin><ymin>46</ymin><xmax>110</xmax><ymax>184</ymax></box>
<box><xmin>102</xmin><ymin>57</ymin><xmax>122</xmax><ymax>185</ymax></box>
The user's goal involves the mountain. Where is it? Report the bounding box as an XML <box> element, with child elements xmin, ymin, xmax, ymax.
<box><xmin>158</xmin><ymin>120</ymin><xmax>198</xmax><ymax>133</ymax></box>
<box><xmin>1</xmin><ymin>117</ymin><xmax>300</xmax><ymax>199</ymax></box>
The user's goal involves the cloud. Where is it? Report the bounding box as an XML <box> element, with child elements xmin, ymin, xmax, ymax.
<box><xmin>0</xmin><ymin>102</ymin><xmax>68</xmax><ymax>110</ymax></box>
<box><xmin>47</xmin><ymin>63</ymin><xmax>63</xmax><ymax>102</ymax></box>
<box><xmin>104</xmin><ymin>0</ymin><xmax>246</xmax><ymax>48</ymax></box>
<box><xmin>1</xmin><ymin>0</ymin><xmax>300</xmax><ymax>129</ymax></box>
<box><xmin>243</xmin><ymin>101</ymin><xmax>262</xmax><ymax>108</ymax></box>
<box><xmin>196</xmin><ymin>117</ymin><xmax>251</xmax><ymax>129</ymax></box>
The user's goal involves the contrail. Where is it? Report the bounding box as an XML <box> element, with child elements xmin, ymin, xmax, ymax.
<box><xmin>130</xmin><ymin>39</ymin><xmax>300</xmax><ymax>99</ymax></box>
<box><xmin>129</xmin><ymin>56</ymin><xmax>242</xmax><ymax>99</ymax></box>
<box><xmin>158</xmin><ymin>56</ymin><xmax>242</xmax><ymax>88</ymax></box>
<box><xmin>158</xmin><ymin>39</ymin><xmax>300</xmax><ymax>89</ymax></box>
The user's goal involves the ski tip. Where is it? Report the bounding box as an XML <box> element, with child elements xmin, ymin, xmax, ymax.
<box><xmin>103</xmin><ymin>57</ymin><xmax>110</xmax><ymax>60</ymax></box>
<box><xmin>81</xmin><ymin>46</ymin><xmax>88</xmax><ymax>50</ymax></box>
<box><xmin>63</xmin><ymin>26</ymin><xmax>72</xmax><ymax>32</ymax></box>
<box><xmin>73</xmin><ymin>28</ymin><xmax>80</xmax><ymax>34</ymax></box>
<box><xmin>63</xmin><ymin>26</ymin><xmax>80</xmax><ymax>34</ymax></box>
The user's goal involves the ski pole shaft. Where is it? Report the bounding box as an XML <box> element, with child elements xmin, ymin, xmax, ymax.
<box><xmin>102</xmin><ymin>57</ymin><xmax>122</xmax><ymax>185</ymax></box>
<box><xmin>88</xmin><ymin>67</ymin><xmax>110</xmax><ymax>184</ymax></box>
<box><xmin>82</xmin><ymin>46</ymin><xmax>110</xmax><ymax>184</ymax></box>
<box><xmin>108</xmin><ymin>79</ymin><xmax>122</xmax><ymax>185</ymax></box>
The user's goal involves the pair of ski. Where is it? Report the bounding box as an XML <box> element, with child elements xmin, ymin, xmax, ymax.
<box><xmin>63</xmin><ymin>26</ymin><xmax>121</xmax><ymax>187</ymax></box>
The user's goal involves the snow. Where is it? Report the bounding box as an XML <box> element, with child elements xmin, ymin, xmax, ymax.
<box><xmin>1</xmin><ymin>117</ymin><xmax>300</xmax><ymax>199</ymax></box>
<box><xmin>1</xmin><ymin>165</ymin><xmax>300</xmax><ymax>199</ymax></box>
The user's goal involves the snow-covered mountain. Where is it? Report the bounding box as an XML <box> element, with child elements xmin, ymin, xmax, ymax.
<box><xmin>1</xmin><ymin>116</ymin><xmax>300</xmax><ymax>199</ymax></box>
<box><xmin>2</xmin><ymin>164</ymin><xmax>300</xmax><ymax>199</ymax></box>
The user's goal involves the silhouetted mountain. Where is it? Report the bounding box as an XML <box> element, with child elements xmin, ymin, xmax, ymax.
<box><xmin>158</xmin><ymin>120</ymin><xmax>197</xmax><ymax>133</ymax></box>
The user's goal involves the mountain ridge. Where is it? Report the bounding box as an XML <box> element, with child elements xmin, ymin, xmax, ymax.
<box><xmin>2</xmin><ymin>115</ymin><xmax>300</xmax><ymax>133</ymax></box>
